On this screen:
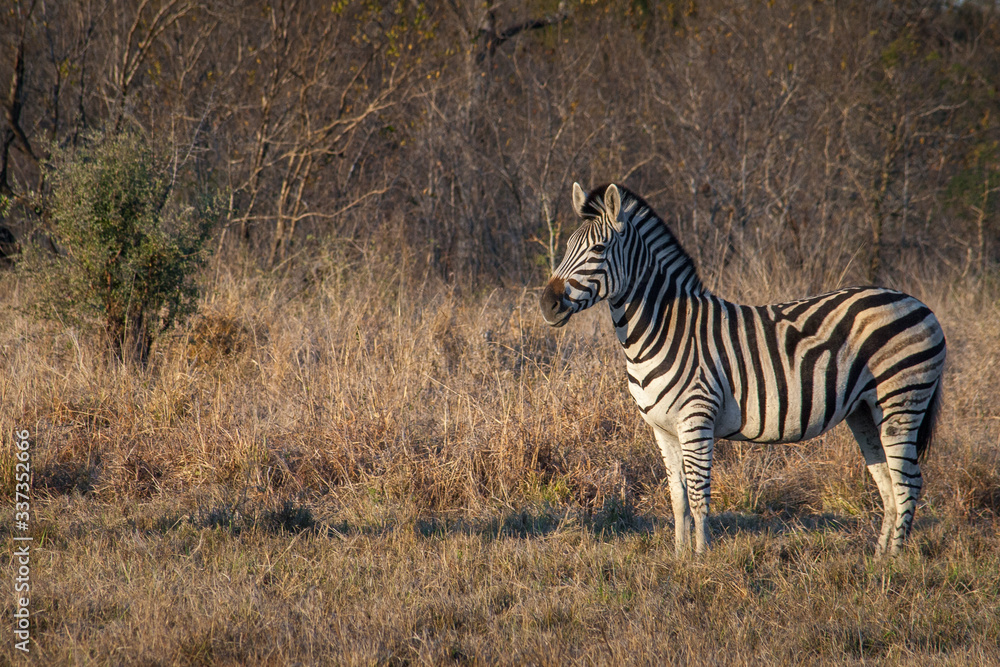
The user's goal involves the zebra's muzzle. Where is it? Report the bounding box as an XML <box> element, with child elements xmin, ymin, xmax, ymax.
<box><xmin>540</xmin><ymin>278</ymin><xmax>571</xmax><ymax>327</ymax></box>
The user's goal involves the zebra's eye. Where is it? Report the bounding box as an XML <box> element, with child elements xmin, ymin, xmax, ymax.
<box><xmin>591</xmin><ymin>244</ymin><xmax>606</xmax><ymax>254</ymax></box>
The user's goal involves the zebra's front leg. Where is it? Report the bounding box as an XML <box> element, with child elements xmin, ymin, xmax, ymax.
<box><xmin>652</xmin><ymin>427</ymin><xmax>692</xmax><ymax>555</ymax></box>
<box><xmin>678</xmin><ymin>404</ymin><xmax>717</xmax><ymax>555</ymax></box>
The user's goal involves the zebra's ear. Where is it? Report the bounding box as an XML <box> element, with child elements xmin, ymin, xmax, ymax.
<box><xmin>572</xmin><ymin>182</ymin><xmax>587</xmax><ymax>217</ymax></box>
<box><xmin>604</xmin><ymin>184</ymin><xmax>624</xmax><ymax>232</ymax></box>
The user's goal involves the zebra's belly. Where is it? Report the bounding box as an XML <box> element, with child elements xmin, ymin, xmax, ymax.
<box><xmin>721</xmin><ymin>382</ymin><xmax>865</xmax><ymax>443</ymax></box>
<box><xmin>724</xmin><ymin>386</ymin><xmax>873</xmax><ymax>444</ymax></box>
<box><xmin>631</xmin><ymin>375</ymin><xmax>864</xmax><ymax>445</ymax></box>
<box><xmin>724</xmin><ymin>412</ymin><xmax>844</xmax><ymax>444</ymax></box>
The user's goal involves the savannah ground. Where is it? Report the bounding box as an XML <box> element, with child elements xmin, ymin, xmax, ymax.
<box><xmin>3</xmin><ymin>1</ymin><xmax>1000</xmax><ymax>664</ymax></box>
<box><xmin>2</xmin><ymin>247</ymin><xmax>999</xmax><ymax>665</ymax></box>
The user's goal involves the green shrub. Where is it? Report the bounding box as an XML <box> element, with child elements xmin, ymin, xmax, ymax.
<box><xmin>26</xmin><ymin>131</ymin><xmax>219</xmax><ymax>365</ymax></box>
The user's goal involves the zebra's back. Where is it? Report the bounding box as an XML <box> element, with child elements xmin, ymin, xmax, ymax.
<box><xmin>711</xmin><ymin>286</ymin><xmax>946</xmax><ymax>444</ymax></box>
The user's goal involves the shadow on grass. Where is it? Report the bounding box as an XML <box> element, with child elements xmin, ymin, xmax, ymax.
<box><xmin>208</xmin><ymin>502</ymin><xmax>863</xmax><ymax>545</ymax></box>
<box><xmin>163</xmin><ymin>498</ymin><xmax>658</xmax><ymax>542</ymax></box>
<box><xmin>409</xmin><ymin>503</ymin><xmax>861</xmax><ymax>545</ymax></box>
<box><xmin>407</xmin><ymin>496</ymin><xmax>659</xmax><ymax>542</ymax></box>
<box><xmin>35</xmin><ymin>459</ymin><xmax>98</xmax><ymax>496</ymax></box>
<box><xmin>112</xmin><ymin>493</ymin><xmax>869</xmax><ymax>550</ymax></box>
<box><xmin>712</xmin><ymin>510</ymin><xmax>862</xmax><ymax>539</ymax></box>
<box><xmin>122</xmin><ymin>497</ymin><xmax>320</xmax><ymax>536</ymax></box>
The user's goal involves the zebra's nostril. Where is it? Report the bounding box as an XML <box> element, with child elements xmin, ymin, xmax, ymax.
<box><xmin>540</xmin><ymin>279</ymin><xmax>570</xmax><ymax>326</ymax></box>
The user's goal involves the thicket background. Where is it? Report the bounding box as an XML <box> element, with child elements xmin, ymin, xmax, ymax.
<box><xmin>3</xmin><ymin>0</ymin><xmax>999</xmax><ymax>284</ymax></box>
<box><xmin>2</xmin><ymin>1</ymin><xmax>1000</xmax><ymax>664</ymax></box>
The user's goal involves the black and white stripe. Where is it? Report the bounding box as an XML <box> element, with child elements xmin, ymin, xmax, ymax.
<box><xmin>541</xmin><ymin>183</ymin><xmax>946</xmax><ymax>556</ymax></box>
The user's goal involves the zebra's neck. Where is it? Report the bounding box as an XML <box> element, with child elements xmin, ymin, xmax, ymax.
<box><xmin>608</xmin><ymin>213</ymin><xmax>708</xmax><ymax>362</ymax></box>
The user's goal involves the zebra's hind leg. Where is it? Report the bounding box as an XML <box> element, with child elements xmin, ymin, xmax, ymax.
<box><xmin>846</xmin><ymin>405</ymin><xmax>897</xmax><ymax>556</ymax></box>
<box><xmin>877</xmin><ymin>408</ymin><xmax>926</xmax><ymax>556</ymax></box>
<box><xmin>653</xmin><ymin>427</ymin><xmax>692</xmax><ymax>556</ymax></box>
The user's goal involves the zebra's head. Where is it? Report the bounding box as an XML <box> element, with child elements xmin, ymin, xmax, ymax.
<box><xmin>540</xmin><ymin>182</ymin><xmax>627</xmax><ymax>327</ymax></box>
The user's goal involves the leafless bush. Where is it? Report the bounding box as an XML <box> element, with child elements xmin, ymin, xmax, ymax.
<box><xmin>2</xmin><ymin>1</ymin><xmax>996</xmax><ymax>289</ymax></box>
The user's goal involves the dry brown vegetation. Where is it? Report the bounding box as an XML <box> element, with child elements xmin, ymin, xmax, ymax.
<box><xmin>3</xmin><ymin>249</ymin><xmax>1000</xmax><ymax>664</ymax></box>
<box><xmin>2</xmin><ymin>0</ymin><xmax>1000</xmax><ymax>664</ymax></box>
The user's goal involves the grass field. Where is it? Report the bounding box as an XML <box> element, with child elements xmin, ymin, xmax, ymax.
<box><xmin>2</xmin><ymin>248</ymin><xmax>999</xmax><ymax>665</ymax></box>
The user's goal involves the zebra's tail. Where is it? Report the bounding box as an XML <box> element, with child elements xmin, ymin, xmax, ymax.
<box><xmin>916</xmin><ymin>382</ymin><xmax>942</xmax><ymax>463</ymax></box>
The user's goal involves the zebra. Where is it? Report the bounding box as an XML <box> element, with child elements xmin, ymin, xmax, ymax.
<box><xmin>540</xmin><ymin>182</ymin><xmax>946</xmax><ymax>556</ymax></box>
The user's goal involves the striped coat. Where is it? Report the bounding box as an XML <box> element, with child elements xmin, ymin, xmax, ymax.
<box><xmin>541</xmin><ymin>183</ymin><xmax>945</xmax><ymax>555</ymax></box>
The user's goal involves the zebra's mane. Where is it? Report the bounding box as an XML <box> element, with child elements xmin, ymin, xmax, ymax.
<box><xmin>579</xmin><ymin>184</ymin><xmax>703</xmax><ymax>290</ymax></box>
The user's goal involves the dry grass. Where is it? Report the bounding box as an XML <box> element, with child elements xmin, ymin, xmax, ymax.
<box><xmin>1</xmin><ymin>246</ymin><xmax>999</xmax><ymax>665</ymax></box>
